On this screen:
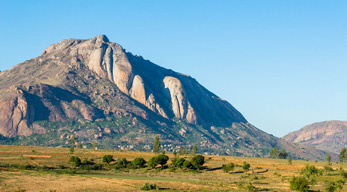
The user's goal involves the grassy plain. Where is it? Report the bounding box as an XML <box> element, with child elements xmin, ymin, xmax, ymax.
<box><xmin>0</xmin><ymin>145</ymin><xmax>345</xmax><ymax>192</ymax></box>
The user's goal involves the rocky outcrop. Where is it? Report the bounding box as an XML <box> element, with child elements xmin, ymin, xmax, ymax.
<box><xmin>38</xmin><ymin>35</ymin><xmax>246</xmax><ymax>127</ymax></box>
<box><xmin>0</xmin><ymin>93</ymin><xmax>31</xmax><ymax>137</ymax></box>
<box><xmin>0</xmin><ymin>35</ymin><xmax>331</xmax><ymax>160</ymax></box>
<box><xmin>282</xmin><ymin>120</ymin><xmax>347</xmax><ymax>154</ymax></box>
<box><xmin>163</xmin><ymin>76</ymin><xmax>196</xmax><ymax>124</ymax></box>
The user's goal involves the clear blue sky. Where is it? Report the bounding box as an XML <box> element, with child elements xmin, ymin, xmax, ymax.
<box><xmin>1</xmin><ymin>0</ymin><xmax>346</xmax><ymax>137</ymax></box>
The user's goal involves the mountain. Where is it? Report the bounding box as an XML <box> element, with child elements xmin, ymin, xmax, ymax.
<box><xmin>0</xmin><ymin>35</ymin><xmax>328</xmax><ymax>159</ymax></box>
<box><xmin>283</xmin><ymin>120</ymin><xmax>347</xmax><ymax>154</ymax></box>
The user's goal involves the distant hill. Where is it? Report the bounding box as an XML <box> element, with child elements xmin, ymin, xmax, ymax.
<box><xmin>282</xmin><ymin>120</ymin><xmax>347</xmax><ymax>154</ymax></box>
<box><xmin>0</xmin><ymin>35</ymin><xmax>328</xmax><ymax>160</ymax></box>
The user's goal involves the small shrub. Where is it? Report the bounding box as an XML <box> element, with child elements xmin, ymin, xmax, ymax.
<box><xmin>222</xmin><ymin>162</ymin><xmax>235</xmax><ymax>173</ymax></box>
<box><xmin>148</xmin><ymin>156</ymin><xmax>159</xmax><ymax>169</ymax></box>
<box><xmin>325</xmin><ymin>179</ymin><xmax>344</xmax><ymax>192</ymax></box>
<box><xmin>69</xmin><ymin>146</ymin><xmax>74</xmax><ymax>154</ymax></box>
<box><xmin>300</xmin><ymin>164</ymin><xmax>322</xmax><ymax>185</ymax></box>
<box><xmin>191</xmin><ymin>155</ymin><xmax>205</xmax><ymax>170</ymax></box>
<box><xmin>289</xmin><ymin>176</ymin><xmax>309</xmax><ymax>192</ymax></box>
<box><xmin>133</xmin><ymin>157</ymin><xmax>146</xmax><ymax>168</ymax></box>
<box><xmin>157</xmin><ymin>154</ymin><xmax>169</xmax><ymax>168</ymax></box>
<box><xmin>183</xmin><ymin>160</ymin><xmax>193</xmax><ymax>170</ymax></box>
<box><xmin>58</xmin><ymin>165</ymin><xmax>66</xmax><ymax>169</ymax></box>
<box><xmin>324</xmin><ymin>165</ymin><xmax>334</xmax><ymax>172</ymax></box>
<box><xmin>114</xmin><ymin>158</ymin><xmax>128</xmax><ymax>169</ymax></box>
<box><xmin>242</xmin><ymin>162</ymin><xmax>251</xmax><ymax>172</ymax></box>
<box><xmin>140</xmin><ymin>183</ymin><xmax>158</xmax><ymax>190</ymax></box>
<box><xmin>339</xmin><ymin>167</ymin><xmax>347</xmax><ymax>178</ymax></box>
<box><xmin>102</xmin><ymin>155</ymin><xmax>114</xmax><ymax>165</ymax></box>
<box><xmin>246</xmin><ymin>183</ymin><xmax>257</xmax><ymax>192</ymax></box>
<box><xmin>237</xmin><ymin>180</ymin><xmax>246</xmax><ymax>190</ymax></box>
<box><xmin>68</xmin><ymin>156</ymin><xmax>81</xmax><ymax>167</ymax></box>
<box><xmin>174</xmin><ymin>157</ymin><xmax>186</xmax><ymax>168</ymax></box>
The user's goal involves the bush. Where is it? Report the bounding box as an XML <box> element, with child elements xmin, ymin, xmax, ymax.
<box><xmin>300</xmin><ymin>164</ymin><xmax>322</xmax><ymax>185</ymax></box>
<box><xmin>289</xmin><ymin>176</ymin><xmax>310</xmax><ymax>192</ymax></box>
<box><xmin>133</xmin><ymin>157</ymin><xmax>146</xmax><ymax>168</ymax></box>
<box><xmin>141</xmin><ymin>183</ymin><xmax>158</xmax><ymax>190</ymax></box>
<box><xmin>183</xmin><ymin>160</ymin><xmax>193</xmax><ymax>170</ymax></box>
<box><xmin>114</xmin><ymin>158</ymin><xmax>128</xmax><ymax>169</ymax></box>
<box><xmin>246</xmin><ymin>183</ymin><xmax>257</xmax><ymax>192</ymax></box>
<box><xmin>325</xmin><ymin>180</ymin><xmax>344</xmax><ymax>192</ymax></box>
<box><xmin>68</xmin><ymin>156</ymin><xmax>81</xmax><ymax>167</ymax></box>
<box><xmin>222</xmin><ymin>162</ymin><xmax>235</xmax><ymax>173</ymax></box>
<box><xmin>324</xmin><ymin>165</ymin><xmax>334</xmax><ymax>172</ymax></box>
<box><xmin>174</xmin><ymin>157</ymin><xmax>186</xmax><ymax>168</ymax></box>
<box><xmin>148</xmin><ymin>156</ymin><xmax>159</xmax><ymax>169</ymax></box>
<box><xmin>277</xmin><ymin>149</ymin><xmax>288</xmax><ymax>159</ymax></box>
<box><xmin>242</xmin><ymin>162</ymin><xmax>251</xmax><ymax>172</ymax></box>
<box><xmin>102</xmin><ymin>155</ymin><xmax>114</xmax><ymax>165</ymax></box>
<box><xmin>339</xmin><ymin>167</ymin><xmax>347</xmax><ymax>178</ymax></box>
<box><xmin>58</xmin><ymin>165</ymin><xmax>66</xmax><ymax>169</ymax></box>
<box><xmin>157</xmin><ymin>154</ymin><xmax>169</xmax><ymax>168</ymax></box>
<box><xmin>69</xmin><ymin>146</ymin><xmax>74</xmax><ymax>154</ymax></box>
<box><xmin>191</xmin><ymin>155</ymin><xmax>205</xmax><ymax>170</ymax></box>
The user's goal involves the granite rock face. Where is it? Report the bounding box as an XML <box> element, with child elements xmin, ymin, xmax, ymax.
<box><xmin>282</xmin><ymin>120</ymin><xmax>347</xmax><ymax>154</ymax></box>
<box><xmin>0</xmin><ymin>35</ymin><xmax>329</xmax><ymax>160</ymax></box>
<box><xmin>38</xmin><ymin>34</ymin><xmax>246</xmax><ymax>127</ymax></box>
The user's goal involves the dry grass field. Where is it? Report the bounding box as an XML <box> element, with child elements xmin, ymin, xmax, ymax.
<box><xmin>0</xmin><ymin>145</ymin><xmax>345</xmax><ymax>192</ymax></box>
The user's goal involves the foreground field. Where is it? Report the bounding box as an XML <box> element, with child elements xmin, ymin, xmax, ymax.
<box><xmin>0</xmin><ymin>145</ymin><xmax>345</xmax><ymax>192</ymax></box>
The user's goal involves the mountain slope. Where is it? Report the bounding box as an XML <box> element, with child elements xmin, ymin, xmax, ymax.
<box><xmin>0</xmin><ymin>35</ymin><xmax>328</xmax><ymax>160</ymax></box>
<box><xmin>283</xmin><ymin>120</ymin><xmax>347</xmax><ymax>154</ymax></box>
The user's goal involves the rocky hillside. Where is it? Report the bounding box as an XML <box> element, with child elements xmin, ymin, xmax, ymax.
<box><xmin>282</xmin><ymin>120</ymin><xmax>347</xmax><ymax>154</ymax></box>
<box><xmin>0</xmin><ymin>35</ymin><xmax>328</xmax><ymax>160</ymax></box>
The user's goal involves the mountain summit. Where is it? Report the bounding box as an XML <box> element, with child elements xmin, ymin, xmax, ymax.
<box><xmin>283</xmin><ymin>120</ymin><xmax>347</xmax><ymax>154</ymax></box>
<box><xmin>0</xmin><ymin>35</ymin><xmax>327</xmax><ymax>159</ymax></box>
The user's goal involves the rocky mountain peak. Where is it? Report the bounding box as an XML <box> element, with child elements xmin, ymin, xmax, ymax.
<box><xmin>0</xmin><ymin>35</ymin><xmax>330</xmax><ymax>160</ymax></box>
<box><xmin>91</xmin><ymin>34</ymin><xmax>110</xmax><ymax>43</ymax></box>
<box><xmin>282</xmin><ymin>120</ymin><xmax>347</xmax><ymax>154</ymax></box>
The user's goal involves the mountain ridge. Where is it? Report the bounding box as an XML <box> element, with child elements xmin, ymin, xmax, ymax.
<box><xmin>282</xmin><ymin>120</ymin><xmax>347</xmax><ymax>154</ymax></box>
<box><xmin>0</xmin><ymin>35</ymin><xmax>329</xmax><ymax>160</ymax></box>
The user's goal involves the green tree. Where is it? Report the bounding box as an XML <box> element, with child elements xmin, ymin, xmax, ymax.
<box><xmin>242</xmin><ymin>161</ymin><xmax>251</xmax><ymax>172</ymax></box>
<box><xmin>173</xmin><ymin>149</ymin><xmax>177</xmax><ymax>158</ymax></box>
<box><xmin>191</xmin><ymin>144</ymin><xmax>197</xmax><ymax>156</ymax></box>
<box><xmin>148</xmin><ymin>156</ymin><xmax>159</xmax><ymax>168</ymax></box>
<box><xmin>269</xmin><ymin>146</ymin><xmax>279</xmax><ymax>158</ymax></box>
<box><xmin>277</xmin><ymin>149</ymin><xmax>288</xmax><ymax>159</ymax></box>
<box><xmin>183</xmin><ymin>160</ymin><xmax>193</xmax><ymax>170</ymax></box>
<box><xmin>325</xmin><ymin>180</ymin><xmax>345</xmax><ymax>192</ymax></box>
<box><xmin>157</xmin><ymin>154</ymin><xmax>169</xmax><ymax>168</ymax></box>
<box><xmin>115</xmin><ymin>158</ymin><xmax>128</xmax><ymax>169</ymax></box>
<box><xmin>222</xmin><ymin>162</ymin><xmax>235</xmax><ymax>173</ymax></box>
<box><xmin>133</xmin><ymin>157</ymin><xmax>146</xmax><ymax>168</ymax></box>
<box><xmin>153</xmin><ymin>135</ymin><xmax>160</xmax><ymax>153</ymax></box>
<box><xmin>288</xmin><ymin>154</ymin><xmax>293</xmax><ymax>165</ymax></box>
<box><xmin>102</xmin><ymin>155</ymin><xmax>114</xmax><ymax>165</ymax></box>
<box><xmin>69</xmin><ymin>145</ymin><xmax>74</xmax><ymax>154</ymax></box>
<box><xmin>289</xmin><ymin>176</ymin><xmax>310</xmax><ymax>192</ymax></box>
<box><xmin>71</xmin><ymin>135</ymin><xmax>75</xmax><ymax>145</ymax></box>
<box><xmin>191</xmin><ymin>155</ymin><xmax>205</xmax><ymax>170</ymax></box>
<box><xmin>174</xmin><ymin>157</ymin><xmax>186</xmax><ymax>168</ymax></box>
<box><xmin>300</xmin><ymin>164</ymin><xmax>323</xmax><ymax>185</ymax></box>
<box><xmin>69</xmin><ymin>156</ymin><xmax>81</xmax><ymax>167</ymax></box>
<box><xmin>92</xmin><ymin>141</ymin><xmax>96</xmax><ymax>150</ymax></box>
<box><xmin>326</xmin><ymin>153</ymin><xmax>331</xmax><ymax>165</ymax></box>
<box><xmin>340</xmin><ymin>147</ymin><xmax>346</xmax><ymax>163</ymax></box>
